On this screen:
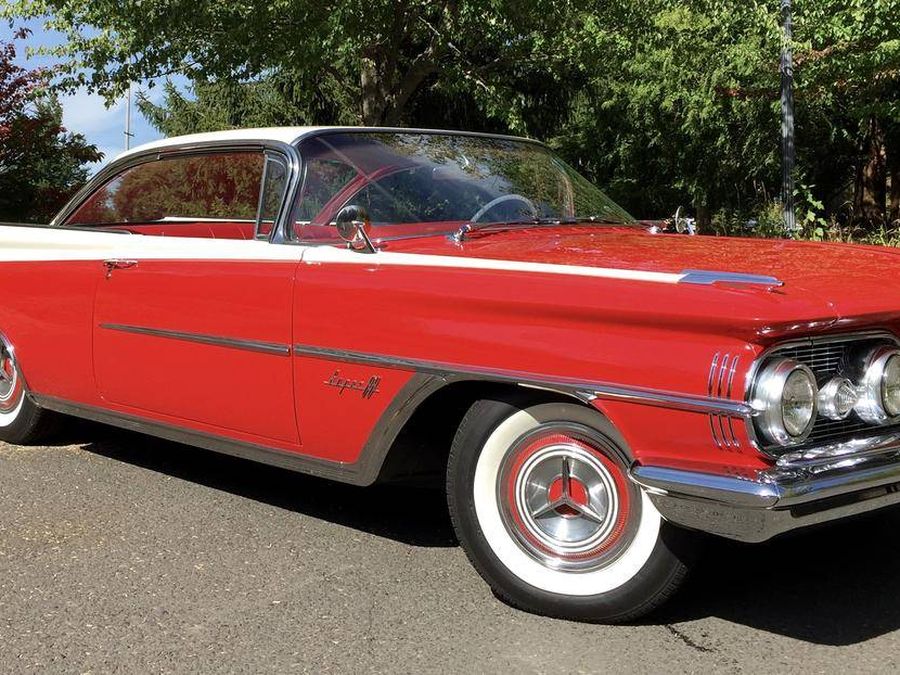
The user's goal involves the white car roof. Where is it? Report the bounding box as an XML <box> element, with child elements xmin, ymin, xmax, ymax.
<box><xmin>113</xmin><ymin>126</ymin><xmax>539</xmax><ymax>163</ymax></box>
<box><xmin>114</xmin><ymin>126</ymin><xmax>337</xmax><ymax>161</ymax></box>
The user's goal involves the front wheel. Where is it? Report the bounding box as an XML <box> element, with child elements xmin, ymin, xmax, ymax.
<box><xmin>447</xmin><ymin>398</ymin><xmax>696</xmax><ymax>623</ymax></box>
<box><xmin>0</xmin><ymin>340</ymin><xmax>56</xmax><ymax>445</ymax></box>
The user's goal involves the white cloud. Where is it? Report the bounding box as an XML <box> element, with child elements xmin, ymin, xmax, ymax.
<box><xmin>14</xmin><ymin>21</ymin><xmax>168</xmax><ymax>172</ymax></box>
<box><xmin>59</xmin><ymin>87</ymin><xmax>165</xmax><ymax>171</ymax></box>
<box><xmin>60</xmin><ymin>90</ymin><xmax>125</xmax><ymax>137</ymax></box>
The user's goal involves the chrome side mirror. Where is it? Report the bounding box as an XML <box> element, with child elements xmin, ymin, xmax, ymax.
<box><xmin>673</xmin><ymin>206</ymin><xmax>697</xmax><ymax>235</ymax></box>
<box><xmin>334</xmin><ymin>205</ymin><xmax>377</xmax><ymax>254</ymax></box>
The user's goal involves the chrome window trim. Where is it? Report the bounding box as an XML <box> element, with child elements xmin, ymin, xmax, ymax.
<box><xmin>50</xmin><ymin>141</ymin><xmax>303</xmax><ymax>246</ymax></box>
<box><xmin>293</xmin><ymin>343</ymin><xmax>753</xmax><ymax>418</ymax></box>
<box><xmin>254</xmin><ymin>151</ymin><xmax>290</xmax><ymax>241</ymax></box>
<box><xmin>100</xmin><ymin>323</ymin><xmax>291</xmax><ymax>356</ymax></box>
<box><xmin>294</xmin><ymin>126</ymin><xmax>549</xmax><ymax>150</ymax></box>
<box><xmin>743</xmin><ymin>330</ymin><xmax>900</xmax><ymax>454</ymax></box>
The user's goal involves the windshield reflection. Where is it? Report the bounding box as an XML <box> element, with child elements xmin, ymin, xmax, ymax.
<box><xmin>292</xmin><ymin>132</ymin><xmax>634</xmax><ymax>240</ymax></box>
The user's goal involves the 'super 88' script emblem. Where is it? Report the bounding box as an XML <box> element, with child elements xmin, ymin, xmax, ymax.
<box><xmin>324</xmin><ymin>370</ymin><xmax>382</xmax><ymax>399</ymax></box>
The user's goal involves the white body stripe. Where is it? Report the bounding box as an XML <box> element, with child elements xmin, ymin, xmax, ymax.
<box><xmin>0</xmin><ymin>225</ymin><xmax>303</xmax><ymax>262</ymax></box>
<box><xmin>0</xmin><ymin>225</ymin><xmax>684</xmax><ymax>283</ymax></box>
<box><xmin>302</xmin><ymin>243</ymin><xmax>684</xmax><ymax>283</ymax></box>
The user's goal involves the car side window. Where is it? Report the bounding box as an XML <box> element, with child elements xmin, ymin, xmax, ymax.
<box><xmin>255</xmin><ymin>154</ymin><xmax>289</xmax><ymax>238</ymax></box>
<box><xmin>295</xmin><ymin>159</ymin><xmax>358</xmax><ymax>222</ymax></box>
<box><xmin>65</xmin><ymin>151</ymin><xmax>268</xmax><ymax>237</ymax></box>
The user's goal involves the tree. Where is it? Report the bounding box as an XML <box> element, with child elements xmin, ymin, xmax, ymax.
<box><xmin>7</xmin><ymin>1</ymin><xmax>900</xmax><ymax>230</ymax></box>
<box><xmin>553</xmin><ymin>3</ymin><xmax>785</xmax><ymax>220</ymax></box>
<box><xmin>4</xmin><ymin>0</ymin><xmax>596</xmax><ymax>130</ymax></box>
<box><xmin>136</xmin><ymin>77</ymin><xmax>307</xmax><ymax>137</ymax></box>
<box><xmin>0</xmin><ymin>34</ymin><xmax>101</xmax><ymax>222</ymax></box>
<box><xmin>793</xmin><ymin>0</ymin><xmax>900</xmax><ymax>227</ymax></box>
<box><xmin>557</xmin><ymin>1</ymin><xmax>900</xmax><ymax>227</ymax></box>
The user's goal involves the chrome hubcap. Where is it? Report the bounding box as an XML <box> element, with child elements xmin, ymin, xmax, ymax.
<box><xmin>520</xmin><ymin>448</ymin><xmax>617</xmax><ymax>549</ymax></box>
<box><xmin>498</xmin><ymin>429</ymin><xmax>637</xmax><ymax>571</ymax></box>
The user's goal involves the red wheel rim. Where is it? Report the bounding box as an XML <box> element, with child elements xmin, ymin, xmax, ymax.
<box><xmin>497</xmin><ymin>427</ymin><xmax>638</xmax><ymax>571</ymax></box>
<box><xmin>0</xmin><ymin>346</ymin><xmax>22</xmax><ymax>412</ymax></box>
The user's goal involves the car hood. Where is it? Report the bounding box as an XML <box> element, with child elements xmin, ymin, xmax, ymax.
<box><xmin>387</xmin><ymin>226</ymin><xmax>900</xmax><ymax>337</ymax></box>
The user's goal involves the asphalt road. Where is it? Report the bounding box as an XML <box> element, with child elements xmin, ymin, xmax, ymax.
<box><xmin>2</xmin><ymin>422</ymin><xmax>900</xmax><ymax>674</ymax></box>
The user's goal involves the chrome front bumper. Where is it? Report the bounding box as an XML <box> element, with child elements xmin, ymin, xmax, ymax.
<box><xmin>631</xmin><ymin>435</ymin><xmax>900</xmax><ymax>543</ymax></box>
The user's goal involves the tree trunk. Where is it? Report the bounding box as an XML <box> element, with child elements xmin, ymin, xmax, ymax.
<box><xmin>359</xmin><ymin>57</ymin><xmax>384</xmax><ymax>126</ymax></box>
<box><xmin>854</xmin><ymin>116</ymin><xmax>887</xmax><ymax>228</ymax></box>
<box><xmin>695</xmin><ymin>203</ymin><xmax>711</xmax><ymax>229</ymax></box>
<box><xmin>888</xmin><ymin>126</ymin><xmax>900</xmax><ymax>224</ymax></box>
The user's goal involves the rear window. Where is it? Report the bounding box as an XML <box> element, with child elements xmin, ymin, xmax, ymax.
<box><xmin>66</xmin><ymin>152</ymin><xmax>265</xmax><ymax>226</ymax></box>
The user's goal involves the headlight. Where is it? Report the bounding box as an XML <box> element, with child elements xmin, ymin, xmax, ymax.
<box><xmin>818</xmin><ymin>377</ymin><xmax>859</xmax><ymax>420</ymax></box>
<box><xmin>753</xmin><ymin>359</ymin><xmax>818</xmax><ymax>445</ymax></box>
<box><xmin>855</xmin><ymin>346</ymin><xmax>900</xmax><ymax>424</ymax></box>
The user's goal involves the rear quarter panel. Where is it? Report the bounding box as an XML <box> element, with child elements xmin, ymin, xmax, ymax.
<box><xmin>0</xmin><ymin>260</ymin><xmax>99</xmax><ymax>403</ymax></box>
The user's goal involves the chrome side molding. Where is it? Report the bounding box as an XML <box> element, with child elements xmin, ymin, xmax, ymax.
<box><xmin>100</xmin><ymin>323</ymin><xmax>291</xmax><ymax>356</ymax></box>
<box><xmin>293</xmin><ymin>343</ymin><xmax>753</xmax><ymax>418</ymax></box>
<box><xmin>679</xmin><ymin>269</ymin><xmax>784</xmax><ymax>287</ymax></box>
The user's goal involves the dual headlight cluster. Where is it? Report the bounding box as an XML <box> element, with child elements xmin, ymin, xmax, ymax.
<box><xmin>752</xmin><ymin>345</ymin><xmax>900</xmax><ymax>446</ymax></box>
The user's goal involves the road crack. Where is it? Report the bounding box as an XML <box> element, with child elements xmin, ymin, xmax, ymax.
<box><xmin>664</xmin><ymin>624</ymin><xmax>715</xmax><ymax>653</ymax></box>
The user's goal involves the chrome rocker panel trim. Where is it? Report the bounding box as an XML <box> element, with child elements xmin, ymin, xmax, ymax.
<box><xmin>632</xmin><ymin>435</ymin><xmax>900</xmax><ymax>543</ymax></box>
<box><xmin>31</xmin><ymin>375</ymin><xmax>445</xmax><ymax>487</ymax></box>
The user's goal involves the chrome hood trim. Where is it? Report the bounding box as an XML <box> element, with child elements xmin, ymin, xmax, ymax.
<box><xmin>679</xmin><ymin>269</ymin><xmax>784</xmax><ymax>287</ymax></box>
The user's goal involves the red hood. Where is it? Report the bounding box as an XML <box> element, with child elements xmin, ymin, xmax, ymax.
<box><xmin>386</xmin><ymin>226</ymin><xmax>900</xmax><ymax>338</ymax></box>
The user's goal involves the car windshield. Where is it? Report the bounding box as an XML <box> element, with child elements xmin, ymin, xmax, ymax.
<box><xmin>292</xmin><ymin>132</ymin><xmax>634</xmax><ymax>240</ymax></box>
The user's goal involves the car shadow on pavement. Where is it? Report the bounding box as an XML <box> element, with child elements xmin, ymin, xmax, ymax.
<box><xmin>72</xmin><ymin>421</ymin><xmax>457</xmax><ymax>549</ymax></box>
<box><xmin>650</xmin><ymin>508</ymin><xmax>900</xmax><ymax>645</ymax></box>
<box><xmin>69</xmin><ymin>421</ymin><xmax>900</xmax><ymax>644</ymax></box>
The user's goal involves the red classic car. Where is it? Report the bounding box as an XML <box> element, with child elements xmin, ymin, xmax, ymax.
<box><xmin>3</xmin><ymin>127</ymin><xmax>900</xmax><ymax>622</ymax></box>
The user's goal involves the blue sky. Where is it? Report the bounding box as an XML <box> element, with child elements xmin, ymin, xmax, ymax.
<box><xmin>7</xmin><ymin>21</ymin><xmax>171</xmax><ymax>170</ymax></box>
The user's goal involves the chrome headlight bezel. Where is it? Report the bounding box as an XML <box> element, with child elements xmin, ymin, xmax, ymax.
<box><xmin>817</xmin><ymin>377</ymin><xmax>859</xmax><ymax>421</ymax></box>
<box><xmin>742</xmin><ymin>332</ymin><xmax>900</xmax><ymax>456</ymax></box>
<box><xmin>751</xmin><ymin>359</ymin><xmax>818</xmax><ymax>446</ymax></box>
<box><xmin>855</xmin><ymin>346</ymin><xmax>900</xmax><ymax>424</ymax></box>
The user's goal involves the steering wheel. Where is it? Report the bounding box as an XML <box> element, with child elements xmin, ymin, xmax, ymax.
<box><xmin>469</xmin><ymin>194</ymin><xmax>538</xmax><ymax>223</ymax></box>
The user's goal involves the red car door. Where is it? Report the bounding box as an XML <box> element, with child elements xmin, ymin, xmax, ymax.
<box><xmin>67</xmin><ymin>149</ymin><xmax>302</xmax><ymax>446</ymax></box>
<box><xmin>92</xmin><ymin>247</ymin><xmax>301</xmax><ymax>445</ymax></box>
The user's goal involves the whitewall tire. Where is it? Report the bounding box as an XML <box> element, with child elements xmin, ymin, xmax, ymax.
<box><xmin>0</xmin><ymin>338</ymin><xmax>56</xmax><ymax>444</ymax></box>
<box><xmin>447</xmin><ymin>396</ymin><xmax>697</xmax><ymax>622</ymax></box>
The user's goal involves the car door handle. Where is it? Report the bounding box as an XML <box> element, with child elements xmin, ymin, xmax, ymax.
<box><xmin>103</xmin><ymin>259</ymin><xmax>138</xmax><ymax>278</ymax></box>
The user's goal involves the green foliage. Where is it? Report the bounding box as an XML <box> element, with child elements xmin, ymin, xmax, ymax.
<box><xmin>3</xmin><ymin>0</ymin><xmax>595</xmax><ymax>131</ymax></box>
<box><xmin>4</xmin><ymin>0</ymin><xmax>900</xmax><ymax>232</ymax></box>
<box><xmin>0</xmin><ymin>36</ymin><xmax>101</xmax><ymax>222</ymax></box>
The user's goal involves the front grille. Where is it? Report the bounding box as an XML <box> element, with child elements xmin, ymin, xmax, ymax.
<box><xmin>775</xmin><ymin>343</ymin><xmax>849</xmax><ymax>383</ymax></box>
<box><xmin>777</xmin><ymin>343</ymin><xmax>846</xmax><ymax>378</ymax></box>
<box><xmin>758</xmin><ymin>334</ymin><xmax>900</xmax><ymax>449</ymax></box>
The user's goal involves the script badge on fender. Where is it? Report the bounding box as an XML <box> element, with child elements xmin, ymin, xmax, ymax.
<box><xmin>324</xmin><ymin>370</ymin><xmax>382</xmax><ymax>399</ymax></box>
